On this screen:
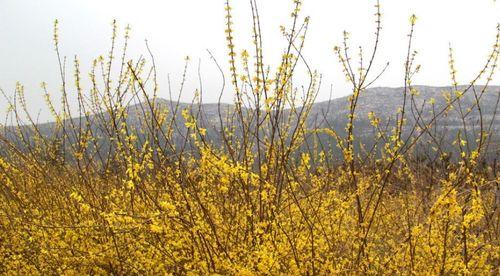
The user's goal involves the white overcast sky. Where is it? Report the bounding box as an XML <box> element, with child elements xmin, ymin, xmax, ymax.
<box><xmin>0</xmin><ymin>0</ymin><xmax>499</xmax><ymax>122</ymax></box>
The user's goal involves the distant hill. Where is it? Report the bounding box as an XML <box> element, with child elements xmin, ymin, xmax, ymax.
<box><xmin>307</xmin><ymin>85</ymin><xmax>499</xmax><ymax>160</ymax></box>
<box><xmin>2</xmin><ymin>85</ymin><xmax>499</xmax><ymax>161</ymax></box>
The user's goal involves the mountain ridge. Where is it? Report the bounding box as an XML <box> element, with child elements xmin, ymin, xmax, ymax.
<box><xmin>2</xmin><ymin>85</ymin><xmax>499</xmax><ymax>160</ymax></box>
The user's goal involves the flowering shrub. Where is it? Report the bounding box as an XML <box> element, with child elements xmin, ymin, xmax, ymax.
<box><xmin>0</xmin><ymin>0</ymin><xmax>499</xmax><ymax>274</ymax></box>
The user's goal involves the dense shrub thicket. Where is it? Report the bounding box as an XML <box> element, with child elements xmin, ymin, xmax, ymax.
<box><xmin>0</xmin><ymin>1</ymin><xmax>499</xmax><ymax>274</ymax></box>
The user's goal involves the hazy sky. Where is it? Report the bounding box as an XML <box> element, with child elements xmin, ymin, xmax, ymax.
<box><xmin>0</xmin><ymin>0</ymin><xmax>499</xmax><ymax>122</ymax></box>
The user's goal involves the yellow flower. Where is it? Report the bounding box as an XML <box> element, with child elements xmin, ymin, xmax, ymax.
<box><xmin>410</xmin><ymin>14</ymin><xmax>418</xmax><ymax>25</ymax></box>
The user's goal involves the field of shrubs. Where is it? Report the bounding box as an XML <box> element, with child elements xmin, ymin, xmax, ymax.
<box><xmin>0</xmin><ymin>0</ymin><xmax>499</xmax><ymax>274</ymax></box>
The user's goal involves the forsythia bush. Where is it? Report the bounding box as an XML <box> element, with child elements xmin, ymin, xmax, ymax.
<box><xmin>1</xmin><ymin>149</ymin><xmax>498</xmax><ymax>274</ymax></box>
<box><xmin>0</xmin><ymin>0</ymin><xmax>499</xmax><ymax>274</ymax></box>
